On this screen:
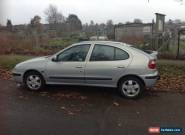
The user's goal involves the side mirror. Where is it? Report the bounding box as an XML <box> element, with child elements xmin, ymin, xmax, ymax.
<box><xmin>51</xmin><ymin>56</ymin><xmax>58</xmax><ymax>62</ymax></box>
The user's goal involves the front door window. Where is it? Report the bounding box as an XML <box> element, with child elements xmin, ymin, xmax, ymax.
<box><xmin>58</xmin><ymin>44</ymin><xmax>90</xmax><ymax>62</ymax></box>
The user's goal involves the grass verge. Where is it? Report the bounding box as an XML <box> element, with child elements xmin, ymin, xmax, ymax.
<box><xmin>0</xmin><ymin>55</ymin><xmax>34</xmax><ymax>70</ymax></box>
<box><xmin>157</xmin><ymin>59</ymin><xmax>185</xmax><ymax>76</ymax></box>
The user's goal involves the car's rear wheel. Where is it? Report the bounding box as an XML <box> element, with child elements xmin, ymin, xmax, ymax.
<box><xmin>24</xmin><ymin>71</ymin><xmax>45</xmax><ymax>91</ymax></box>
<box><xmin>118</xmin><ymin>76</ymin><xmax>144</xmax><ymax>99</ymax></box>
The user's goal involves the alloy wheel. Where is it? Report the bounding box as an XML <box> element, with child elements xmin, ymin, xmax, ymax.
<box><xmin>26</xmin><ymin>75</ymin><xmax>42</xmax><ymax>90</ymax></box>
<box><xmin>122</xmin><ymin>80</ymin><xmax>140</xmax><ymax>98</ymax></box>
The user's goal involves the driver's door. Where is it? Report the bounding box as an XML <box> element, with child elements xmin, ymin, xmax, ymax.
<box><xmin>46</xmin><ymin>44</ymin><xmax>91</xmax><ymax>85</ymax></box>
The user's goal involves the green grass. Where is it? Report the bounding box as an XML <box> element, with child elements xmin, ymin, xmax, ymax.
<box><xmin>157</xmin><ymin>59</ymin><xmax>185</xmax><ymax>76</ymax></box>
<box><xmin>0</xmin><ymin>55</ymin><xmax>34</xmax><ymax>70</ymax></box>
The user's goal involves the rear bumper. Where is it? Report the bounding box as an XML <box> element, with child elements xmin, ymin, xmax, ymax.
<box><xmin>140</xmin><ymin>71</ymin><xmax>160</xmax><ymax>88</ymax></box>
<box><xmin>145</xmin><ymin>75</ymin><xmax>160</xmax><ymax>80</ymax></box>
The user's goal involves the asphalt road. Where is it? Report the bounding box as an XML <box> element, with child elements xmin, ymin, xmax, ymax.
<box><xmin>0</xmin><ymin>79</ymin><xmax>185</xmax><ymax>135</ymax></box>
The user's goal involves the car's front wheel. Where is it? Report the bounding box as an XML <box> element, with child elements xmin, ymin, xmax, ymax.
<box><xmin>118</xmin><ymin>76</ymin><xmax>144</xmax><ymax>99</ymax></box>
<box><xmin>24</xmin><ymin>71</ymin><xmax>45</xmax><ymax>91</ymax></box>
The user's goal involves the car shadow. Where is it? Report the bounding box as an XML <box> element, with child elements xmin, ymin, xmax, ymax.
<box><xmin>46</xmin><ymin>85</ymin><xmax>118</xmax><ymax>97</ymax></box>
<box><xmin>18</xmin><ymin>84</ymin><xmax>159</xmax><ymax>101</ymax></box>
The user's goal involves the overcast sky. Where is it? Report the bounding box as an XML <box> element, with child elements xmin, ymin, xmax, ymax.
<box><xmin>0</xmin><ymin>0</ymin><xmax>185</xmax><ymax>25</ymax></box>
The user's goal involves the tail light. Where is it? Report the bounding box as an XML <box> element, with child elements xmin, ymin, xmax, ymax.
<box><xmin>148</xmin><ymin>59</ymin><xmax>156</xmax><ymax>69</ymax></box>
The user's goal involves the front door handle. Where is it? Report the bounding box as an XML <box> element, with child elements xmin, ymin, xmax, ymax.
<box><xmin>75</xmin><ymin>66</ymin><xmax>83</xmax><ymax>68</ymax></box>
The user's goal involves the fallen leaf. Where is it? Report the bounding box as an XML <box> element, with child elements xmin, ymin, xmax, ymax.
<box><xmin>67</xmin><ymin>111</ymin><xmax>75</xmax><ymax>115</ymax></box>
<box><xmin>117</xmin><ymin>122</ymin><xmax>122</xmax><ymax>127</ymax></box>
<box><xmin>60</xmin><ymin>106</ymin><xmax>66</xmax><ymax>110</ymax></box>
<box><xmin>113</xmin><ymin>102</ymin><xmax>119</xmax><ymax>107</ymax></box>
<box><xmin>19</xmin><ymin>96</ymin><xmax>24</xmax><ymax>99</ymax></box>
<box><xmin>80</xmin><ymin>96</ymin><xmax>87</xmax><ymax>100</ymax></box>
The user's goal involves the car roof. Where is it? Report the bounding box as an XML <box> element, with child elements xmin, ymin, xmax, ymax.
<box><xmin>76</xmin><ymin>41</ymin><xmax>152</xmax><ymax>59</ymax></box>
<box><xmin>75</xmin><ymin>41</ymin><xmax>131</xmax><ymax>48</ymax></box>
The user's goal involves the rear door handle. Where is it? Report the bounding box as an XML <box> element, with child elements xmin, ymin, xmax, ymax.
<box><xmin>117</xmin><ymin>66</ymin><xmax>125</xmax><ymax>68</ymax></box>
<box><xmin>75</xmin><ymin>66</ymin><xmax>83</xmax><ymax>68</ymax></box>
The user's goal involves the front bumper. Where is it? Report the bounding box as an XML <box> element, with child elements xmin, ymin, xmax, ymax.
<box><xmin>140</xmin><ymin>71</ymin><xmax>160</xmax><ymax>88</ymax></box>
<box><xmin>12</xmin><ymin>72</ymin><xmax>23</xmax><ymax>83</ymax></box>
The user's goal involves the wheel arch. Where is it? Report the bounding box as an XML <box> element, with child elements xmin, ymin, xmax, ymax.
<box><xmin>117</xmin><ymin>74</ymin><xmax>145</xmax><ymax>87</ymax></box>
<box><xmin>23</xmin><ymin>69</ymin><xmax>45</xmax><ymax>83</ymax></box>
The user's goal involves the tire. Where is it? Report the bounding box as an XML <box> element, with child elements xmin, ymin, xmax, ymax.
<box><xmin>24</xmin><ymin>71</ymin><xmax>45</xmax><ymax>91</ymax></box>
<box><xmin>118</xmin><ymin>76</ymin><xmax>144</xmax><ymax>99</ymax></box>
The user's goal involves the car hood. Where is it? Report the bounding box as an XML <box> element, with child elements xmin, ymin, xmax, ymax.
<box><xmin>21</xmin><ymin>56</ymin><xmax>48</xmax><ymax>64</ymax></box>
<box><xmin>15</xmin><ymin>56</ymin><xmax>49</xmax><ymax>70</ymax></box>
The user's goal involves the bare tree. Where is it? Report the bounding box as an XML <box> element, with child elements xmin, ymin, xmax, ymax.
<box><xmin>7</xmin><ymin>19</ymin><xmax>13</xmax><ymax>31</ymax></box>
<box><xmin>106</xmin><ymin>20</ymin><xmax>113</xmax><ymax>26</ymax></box>
<box><xmin>66</xmin><ymin>14</ymin><xmax>82</xmax><ymax>32</ymax></box>
<box><xmin>125</xmin><ymin>21</ymin><xmax>131</xmax><ymax>24</ymax></box>
<box><xmin>174</xmin><ymin>0</ymin><xmax>184</xmax><ymax>4</ymax></box>
<box><xmin>133</xmin><ymin>18</ymin><xmax>143</xmax><ymax>23</ymax></box>
<box><xmin>31</xmin><ymin>16</ymin><xmax>41</xmax><ymax>24</ymax></box>
<box><xmin>86</xmin><ymin>20</ymin><xmax>96</xmax><ymax>36</ymax></box>
<box><xmin>30</xmin><ymin>15</ymin><xmax>43</xmax><ymax>32</ymax></box>
<box><xmin>166</xmin><ymin>19</ymin><xmax>173</xmax><ymax>24</ymax></box>
<box><xmin>175</xmin><ymin>0</ymin><xmax>183</xmax><ymax>2</ymax></box>
<box><xmin>90</xmin><ymin>20</ymin><xmax>94</xmax><ymax>26</ymax></box>
<box><xmin>106</xmin><ymin>20</ymin><xmax>114</xmax><ymax>39</ymax></box>
<box><xmin>174</xmin><ymin>19</ymin><xmax>181</xmax><ymax>24</ymax></box>
<box><xmin>29</xmin><ymin>15</ymin><xmax>43</xmax><ymax>48</ymax></box>
<box><xmin>44</xmin><ymin>4</ymin><xmax>65</xmax><ymax>24</ymax></box>
<box><xmin>118</xmin><ymin>22</ymin><xmax>124</xmax><ymax>25</ymax></box>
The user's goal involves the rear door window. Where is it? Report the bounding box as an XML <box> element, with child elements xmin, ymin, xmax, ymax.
<box><xmin>90</xmin><ymin>44</ymin><xmax>129</xmax><ymax>61</ymax></box>
<box><xmin>90</xmin><ymin>45</ymin><xmax>114</xmax><ymax>61</ymax></box>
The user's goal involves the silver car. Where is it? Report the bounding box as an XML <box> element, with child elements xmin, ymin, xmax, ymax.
<box><xmin>12</xmin><ymin>41</ymin><xmax>160</xmax><ymax>98</ymax></box>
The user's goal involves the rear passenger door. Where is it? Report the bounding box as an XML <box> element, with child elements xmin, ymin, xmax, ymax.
<box><xmin>85</xmin><ymin>44</ymin><xmax>131</xmax><ymax>87</ymax></box>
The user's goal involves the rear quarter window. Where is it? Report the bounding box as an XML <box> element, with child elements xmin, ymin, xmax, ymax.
<box><xmin>115</xmin><ymin>48</ymin><xmax>129</xmax><ymax>60</ymax></box>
